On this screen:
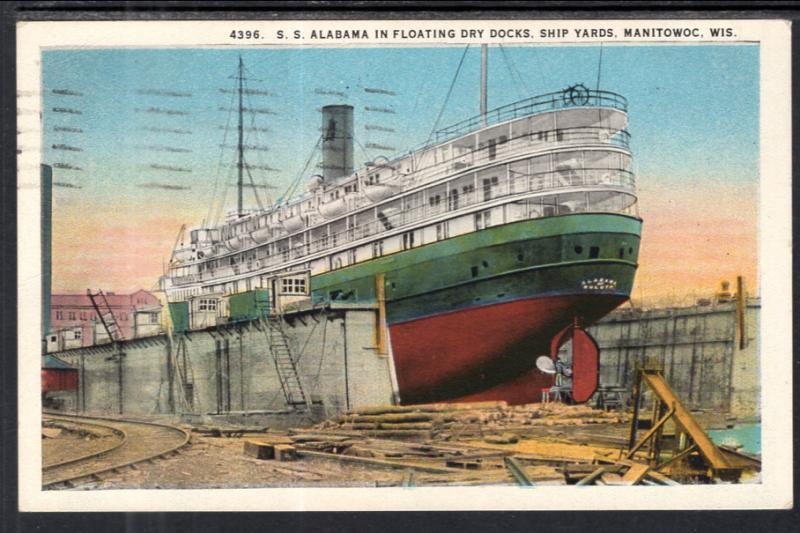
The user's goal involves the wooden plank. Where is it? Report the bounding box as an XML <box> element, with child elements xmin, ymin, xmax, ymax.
<box><xmin>576</xmin><ymin>466</ymin><xmax>607</xmax><ymax>486</ymax></box>
<box><xmin>641</xmin><ymin>371</ymin><xmax>731</xmax><ymax>470</ymax></box>
<box><xmin>646</xmin><ymin>470</ymin><xmax>681</xmax><ymax>486</ymax></box>
<box><xmin>350</xmin><ymin>413</ymin><xmax>434</xmax><ymax>424</ymax></box>
<box><xmin>295</xmin><ymin>449</ymin><xmax>455</xmax><ymax>474</ymax></box>
<box><xmin>621</xmin><ymin>462</ymin><xmax>650</xmax><ymax>485</ymax></box>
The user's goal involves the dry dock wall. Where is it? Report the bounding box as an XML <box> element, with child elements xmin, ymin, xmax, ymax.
<box><xmin>49</xmin><ymin>300</ymin><xmax>760</xmax><ymax>421</ymax></box>
<box><xmin>52</xmin><ymin>305</ymin><xmax>395</xmax><ymax>418</ymax></box>
<box><xmin>588</xmin><ymin>299</ymin><xmax>760</xmax><ymax>420</ymax></box>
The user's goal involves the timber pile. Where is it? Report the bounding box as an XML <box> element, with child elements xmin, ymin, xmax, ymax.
<box><xmin>314</xmin><ymin>401</ymin><xmax>626</xmax><ymax>440</ymax></box>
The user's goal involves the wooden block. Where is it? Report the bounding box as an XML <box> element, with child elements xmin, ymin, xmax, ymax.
<box><xmin>274</xmin><ymin>444</ymin><xmax>297</xmax><ymax>461</ymax></box>
<box><xmin>243</xmin><ymin>439</ymin><xmax>274</xmax><ymax>460</ymax></box>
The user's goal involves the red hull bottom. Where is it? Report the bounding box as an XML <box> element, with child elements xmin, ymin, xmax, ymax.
<box><xmin>388</xmin><ymin>293</ymin><xmax>627</xmax><ymax>405</ymax></box>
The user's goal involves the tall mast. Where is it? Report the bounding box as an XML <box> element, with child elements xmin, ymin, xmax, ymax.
<box><xmin>237</xmin><ymin>56</ymin><xmax>244</xmax><ymax>217</ymax></box>
<box><xmin>480</xmin><ymin>44</ymin><xmax>488</xmax><ymax>127</ymax></box>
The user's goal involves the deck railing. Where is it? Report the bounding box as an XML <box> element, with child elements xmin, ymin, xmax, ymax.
<box><xmin>433</xmin><ymin>89</ymin><xmax>628</xmax><ymax>143</ymax></box>
<box><xmin>181</xmin><ymin>166</ymin><xmax>637</xmax><ymax>284</ymax></box>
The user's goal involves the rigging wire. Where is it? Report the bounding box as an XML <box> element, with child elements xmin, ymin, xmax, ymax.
<box><xmin>277</xmin><ymin>135</ymin><xmax>322</xmax><ymax>204</ymax></box>
<box><xmin>425</xmin><ymin>45</ymin><xmax>471</xmax><ymax>142</ymax></box>
<box><xmin>241</xmin><ymin>82</ymin><xmax>265</xmax><ymax>210</ymax></box>
<box><xmin>499</xmin><ymin>44</ymin><xmax>532</xmax><ymax>97</ymax></box>
<box><xmin>596</xmin><ymin>42</ymin><xmax>604</xmax><ymax>91</ymax></box>
<box><xmin>205</xmin><ymin>74</ymin><xmax>238</xmax><ymax>226</ymax></box>
<box><xmin>498</xmin><ymin>45</ymin><xmax>526</xmax><ymax>102</ymax></box>
<box><xmin>410</xmin><ymin>44</ymin><xmax>471</xmax><ymax>172</ymax></box>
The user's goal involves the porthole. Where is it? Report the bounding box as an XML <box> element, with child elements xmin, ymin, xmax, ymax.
<box><xmin>482</xmin><ymin>260</ymin><xmax>489</xmax><ymax>268</ymax></box>
<box><xmin>589</xmin><ymin>246</ymin><xmax>600</xmax><ymax>259</ymax></box>
<box><xmin>628</xmin><ymin>247</ymin><xmax>633</xmax><ymax>254</ymax></box>
<box><xmin>516</xmin><ymin>253</ymin><xmax>524</xmax><ymax>261</ymax></box>
<box><xmin>574</xmin><ymin>245</ymin><xmax>583</xmax><ymax>254</ymax></box>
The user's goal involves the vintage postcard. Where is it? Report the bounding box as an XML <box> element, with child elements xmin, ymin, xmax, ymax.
<box><xmin>17</xmin><ymin>18</ymin><xmax>791</xmax><ymax>511</ymax></box>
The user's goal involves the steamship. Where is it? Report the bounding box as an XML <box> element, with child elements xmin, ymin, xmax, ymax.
<box><xmin>161</xmin><ymin>50</ymin><xmax>642</xmax><ymax>405</ymax></box>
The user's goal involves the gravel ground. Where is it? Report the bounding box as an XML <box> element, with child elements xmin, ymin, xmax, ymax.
<box><xmin>88</xmin><ymin>432</ymin><xmax>417</xmax><ymax>489</ymax></box>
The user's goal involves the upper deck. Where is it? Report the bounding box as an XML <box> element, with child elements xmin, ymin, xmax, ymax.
<box><xmin>168</xmin><ymin>86</ymin><xmax>635</xmax><ymax>280</ymax></box>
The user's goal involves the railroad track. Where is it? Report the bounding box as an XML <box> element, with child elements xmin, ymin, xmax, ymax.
<box><xmin>42</xmin><ymin>413</ymin><xmax>190</xmax><ymax>489</ymax></box>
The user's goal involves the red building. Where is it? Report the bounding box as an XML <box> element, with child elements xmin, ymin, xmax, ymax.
<box><xmin>48</xmin><ymin>289</ymin><xmax>161</xmax><ymax>349</ymax></box>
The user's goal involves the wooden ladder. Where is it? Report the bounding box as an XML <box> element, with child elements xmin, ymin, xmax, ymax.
<box><xmin>263</xmin><ymin>314</ymin><xmax>312</xmax><ymax>411</ymax></box>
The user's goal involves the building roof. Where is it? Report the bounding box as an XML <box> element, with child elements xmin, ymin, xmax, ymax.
<box><xmin>51</xmin><ymin>290</ymin><xmax>160</xmax><ymax>308</ymax></box>
<box><xmin>42</xmin><ymin>354</ymin><xmax>77</xmax><ymax>370</ymax></box>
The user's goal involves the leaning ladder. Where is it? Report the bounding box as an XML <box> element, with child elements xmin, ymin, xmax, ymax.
<box><xmin>87</xmin><ymin>289</ymin><xmax>124</xmax><ymax>343</ymax></box>
<box><xmin>261</xmin><ymin>314</ymin><xmax>312</xmax><ymax>411</ymax></box>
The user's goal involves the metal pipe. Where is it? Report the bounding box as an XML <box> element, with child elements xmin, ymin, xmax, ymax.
<box><xmin>480</xmin><ymin>44</ymin><xmax>488</xmax><ymax>127</ymax></box>
<box><xmin>237</xmin><ymin>56</ymin><xmax>244</xmax><ymax>216</ymax></box>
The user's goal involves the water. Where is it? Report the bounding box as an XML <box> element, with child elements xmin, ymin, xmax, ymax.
<box><xmin>707</xmin><ymin>423</ymin><xmax>761</xmax><ymax>455</ymax></box>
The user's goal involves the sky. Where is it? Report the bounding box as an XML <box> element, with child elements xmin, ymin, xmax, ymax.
<box><xmin>42</xmin><ymin>44</ymin><xmax>759</xmax><ymax>304</ymax></box>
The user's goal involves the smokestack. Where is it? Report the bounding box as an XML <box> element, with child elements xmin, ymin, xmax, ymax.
<box><xmin>321</xmin><ymin>105</ymin><xmax>354</xmax><ymax>181</ymax></box>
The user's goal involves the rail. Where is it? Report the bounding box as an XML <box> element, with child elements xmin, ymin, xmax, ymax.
<box><xmin>433</xmin><ymin>88</ymin><xmax>628</xmax><ymax>143</ymax></box>
<box><xmin>41</xmin><ymin>412</ymin><xmax>190</xmax><ymax>489</ymax></box>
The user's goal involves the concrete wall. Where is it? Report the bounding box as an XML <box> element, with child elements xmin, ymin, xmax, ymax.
<box><xmin>589</xmin><ymin>299</ymin><xmax>760</xmax><ymax>419</ymax></box>
<box><xmin>54</xmin><ymin>304</ymin><xmax>394</xmax><ymax>420</ymax></box>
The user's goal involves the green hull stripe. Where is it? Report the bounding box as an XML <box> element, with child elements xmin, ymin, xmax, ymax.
<box><xmin>311</xmin><ymin>214</ymin><xmax>641</xmax><ymax>300</ymax></box>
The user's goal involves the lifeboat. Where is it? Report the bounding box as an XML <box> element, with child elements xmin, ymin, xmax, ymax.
<box><xmin>364</xmin><ymin>182</ymin><xmax>402</xmax><ymax>203</ymax></box>
<box><xmin>318</xmin><ymin>196</ymin><xmax>348</xmax><ymax>219</ymax></box>
<box><xmin>250</xmin><ymin>226</ymin><xmax>272</xmax><ymax>244</ymax></box>
<box><xmin>282</xmin><ymin>214</ymin><xmax>305</xmax><ymax>232</ymax></box>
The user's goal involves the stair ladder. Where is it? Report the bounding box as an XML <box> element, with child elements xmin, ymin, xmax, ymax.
<box><xmin>262</xmin><ymin>313</ymin><xmax>312</xmax><ymax>411</ymax></box>
<box><xmin>87</xmin><ymin>289</ymin><xmax>124</xmax><ymax>343</ymax></box>
<box><xmin>87</xmin><ymin>289</ymin><xmax>126</xmax><ymax>414</ymax></box>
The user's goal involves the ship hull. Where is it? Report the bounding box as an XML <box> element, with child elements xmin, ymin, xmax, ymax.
<box><xmin>389</xmin><ymin>292</ymin><xmax>628</xmax><ymax>404</ymax></box>
<box><xmin>309</xmin><ymin>212</ymin><xmax>642</xmax><ymax>405</ymax></box>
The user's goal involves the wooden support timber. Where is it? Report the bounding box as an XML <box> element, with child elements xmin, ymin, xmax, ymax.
<box><xmin>627</xmin><ymin>360</ymin><xmax>746</xmax><ymax>481</ymax></box>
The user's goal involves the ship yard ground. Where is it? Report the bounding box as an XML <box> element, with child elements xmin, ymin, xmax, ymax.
<box><xmin>42</xmin><ymin>396</ymin><xmax>760</xmax><ymax>489</ymax></box>
<box><xmin>41</xmin><ymin>295</ymin><xmax>762</xmax><ymax>488</ymax></box>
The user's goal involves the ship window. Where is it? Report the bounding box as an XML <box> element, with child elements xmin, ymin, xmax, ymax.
<box><xmin>575</xmin><ymin>245</ymin><xmax>583</xmax><ymax>254</ymax></box>
<box><xmin>56</xmin><ymin>311</ymin><xmax>63</xmax><ymax>320</ymax></box>
<box><xmin>372</xmin><ymin>240</ymin><xmax>384</xmax><ymax>258</ymax></box>
<box><xmin>74</xmin><ymin>330</ymin><xmax>81</xmax><ymax>339</ymax></box>
<box><xmin>517</xmin><ymin>253</ymin><xmax>524</xmax><ymax>262</ymax></box>
<box><xmin>482</xmin><ymin>260</ymin><xmax>489</xmax><ymax>268</ymax></box>
<box><xmin>590</xmin><ymin>246</ymin><xmax>600</xmax><ymax>259</ymax></box>
<box><xmin>619</xmin><ymin>248</ymin><xmax>625</xmax><ymax>259</ymax></box>
<box><xmin>629</xmin><ymin>247</ymin><xmax>633</xmax><ymax>254</ymax></box>
<box><xmin>281</xmin><ymin>277</ymin><xmax>307</xmax><ymax>295</ymax></box>
<box><xmin>402</xmin><ymin>232</ymin><xmax>415</xmax><ymax>250</ymax></box>
<box><xmin>68</xmin><ymin>312</ymin><xmax>75</xmax><ymax>321</ymax></box>
<box><xmin>448</xmin><ymin>189</ymin><xmax>460</xmax><ymax>210</ymax></box>
<box><xmin>80</xmin><ymin>312</ymin><xmax>87</xmax><ymax>320</ymax></box>
<box><xmin>198</xmin><ymin>299</ymin><xmax>218</xmax><ymax>312</ymax></box>
<box><xmin>348</xmin><ymin>249</ymin><xmax>357</xmax><ymax>264</ymax></box>
<box><xmin>435</xmin><ymin>222</ymin><xmax>448</xmax><ymax>241</ymax></box>
<box><xmin>474</xmin><ymin>210</ymin><xmax>492</xmax><ymax>230</ymax></box>
<box><xmin>471</xmin><ymin>266</ymin><xmax>479</xmax><ymax>278</ymax></box>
